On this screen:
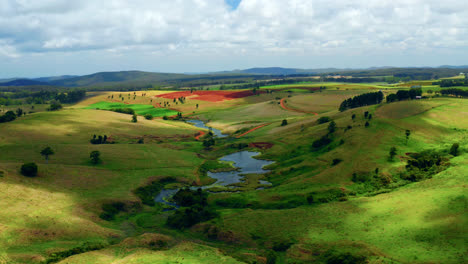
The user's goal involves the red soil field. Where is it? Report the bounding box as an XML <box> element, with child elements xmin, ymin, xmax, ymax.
<box><xmin>155</xmin><ymin>90</ymin><xmax>265</xmax><ymax>102</ymax></box>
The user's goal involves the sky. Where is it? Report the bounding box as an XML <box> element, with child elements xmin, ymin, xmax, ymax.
<box><xmin>0</xmin><ymin>0</ymin><xmax>467</xmax><ymax>78</ymax></box>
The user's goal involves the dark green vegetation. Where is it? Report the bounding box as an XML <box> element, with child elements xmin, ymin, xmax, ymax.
<box><xmin>20</xmin><ymin>162</ymin><xmax>38</xmax><ymax>177</ymax></box>
<box><xmin>0</xmin><ymin>74</ymin><xmax>466</xmax><ymax>263</ymax></box>
<box><xmin>85</xmin><ymin>101</ymin><xmax>178</xmax><ymax>117</ymax></box>
<box><xmin>339</xmin><ymin>91</ymin><xmax>384</xmax><ymax>111</ymax></box>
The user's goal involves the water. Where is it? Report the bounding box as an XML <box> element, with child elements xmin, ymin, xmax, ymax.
<box><xmin>154</xmin><ymin>151</ymin><xmax>274</xmax><ymax>206</ymax></box>
<box><xmin>207</xmin><ymin>151</ymin><xmax>274</xmax><ymax>186</ymax></box>
<box><xmin>154</xmin><ymin>189</ymin><xmax>179</xmax><ymax>207</ymax></box>
<box><xmin>186</xmin><ymin>119</ymin><xmax>227</xmax><ymax>138</ymax></box>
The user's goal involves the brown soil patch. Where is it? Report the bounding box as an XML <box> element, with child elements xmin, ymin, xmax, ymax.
<box><xmin>249</xmin><ymin>142</ymin><xmax>274</xmax><ymax>149</ymax></box>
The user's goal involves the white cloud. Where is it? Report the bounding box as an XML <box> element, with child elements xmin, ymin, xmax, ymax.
<box><xmin>0</xmin><ymin>0</ymin><xmax>467</xmax><ymax>76</ymax></box>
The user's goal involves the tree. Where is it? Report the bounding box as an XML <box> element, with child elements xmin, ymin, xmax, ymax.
<box><xmin>90</xmin><ymin>151</ymin><xmax>101</xmax><ymax>164</ymax></box>
<box><xmin>389</xmin><ymin>147</ymin><xmax>397</xmax><ymax>161</ymax></box>
<box><xmin>144</xmin><ymin>114</ymin><xmax>153</xmax><ymax>120</ymax></box>
<box><xmin>405</xmin><ymin>130</ymin><xmax>411</xmax><ymax>145</ymax></box>
<box><xmin>48</xmin><ymin>100</ymin><xmax>62</xmax><ymax>111</ymax></box>
<box><xmin>16</xmin><ymin>108</ymin><xmax>23</xmax><ymax>117</ymax></box>
<box><xmin>328</xmin><ymin>121</ymin><xmax>336</xmax><ymax>133</ymax></box>
<box><xmin>131</xmin><ymin>114</ymin><xmax>137</xmax><ymax>123</ymax></box>
<box><xmin>281</xmin><ymin>119</ymin><xmax>288</xmax><ymax>126</ymax></box>
<box><xmin>21</xmin><ymin>162</ymin><xmax>38</xmax><ymax>177</ymax></box>
<box><xmin>351</xmin><ymin>114</ymin><xmax>356</xmax><ymax>120</ymax></box>
<box><xmin>40</xmin><ymin>147</ymin><xmax>54</xmax><ymax>163</ymax></box>
<box><xmin>365</xmin><ymin>121</ymin><xmax>370</xmax><ymax>127</ymax></box>
<box><xmin>450</xmin><ymin>143</ymin><xmax>459</xmax><ymax>156</ymax></box>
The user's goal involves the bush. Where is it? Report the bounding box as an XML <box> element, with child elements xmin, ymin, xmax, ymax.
<box><xmin>112</xmin><ymin>108</ymin><xmax>135</xmax><ymax>115</ymax></box>
<box><xmin>133</xmin><ymin>177</ymin><xmax>176</xmax><ymax>206</ymax></box>
<box><xmin>48</xmin><ymin>100</ymin><xmax>62</xmax><ymax>111</ymax></box>
<box><xmin>324</xmin><ymin>250</ymin><xmax>367</xmax><ymax>264</ymax></box>
<box><xmin>144</xmin><ymin>113</ymin><xmax>153</xmax><ymax>120</ymax></box>
<box><xmin>90</xmin><ymin>150</ymin><xmax>101</xmax><ymax>164</ymax></box>
<box><xmin>317</xmin><ymin>116</ymin><xmax>331</xmax><ymax>124</ymax></box>
<box><xmin>99</xmin><ymin>201</ymin><xmax>126</xmax><ymax>221</ymax></box>
<box><xmin>450</xmin><ymin>143</ymin><xmax>460</xmax><ymax>156</ymax></box>
<box><xmin>312</xmin><ymin>135</ymin><xmax>332</xmax><ymax>149</ymax></box>
<box><xmin>331</xmin><ymin>158</ymin><xmax>342</xmax><ymax>166</ymax></box>
<box><xmin>0</xmin><ymin>111</ymin><xmax>16</xmax><ymax>123</ymax></box>
<box><xmin>167</xmin><ymin>206</ymin><xmax>218</xmax><ymax>229</ymax></box>
<box><xmin>21</xmin><ymin>162</ymin><xmax>38</xmax><ymax>177</ymax></box>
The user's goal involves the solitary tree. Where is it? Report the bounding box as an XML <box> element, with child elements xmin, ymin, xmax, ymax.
<box><xmin>131</xmin><ymin>114</ymin><xmax>138</xmax><ymax>123</ymax></box>
<box><xmin>40</xmin><ymin>147</ymin><xmax>54</xmax><ymax>163</ymax></box>
<box><xmin>389</xmin><ymin>147</ymin><xmax>397</xmax><ymax>161</ymax></box>
<box><xmin>351</xmin><ymin>114</ymin><xmax>356</xmax><ymax>120</ymax></box>
<box><xmin>281</xmin><ymin>119</ymin><xmax>288</xmax><ymax>126</ymax></box>
<box><xmin>90</xmin><ymin>151</ymin><xmax>101</xmax><ymax>164</ymax></box>
<box><xmin>365</xmin><ymin>121</ymin><xmax>370</xmax><ymax>127</ymax></box>
<box><xmin>405</xmin><ymin>130</ymin><xmax>411</xmax><ymax>145</ymax></box>
<box><xmin>16</xmin><ymin>108</ymin><xmax>23</xmax><ymax>117</ymax></box>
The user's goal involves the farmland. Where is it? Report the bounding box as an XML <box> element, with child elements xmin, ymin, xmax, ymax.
<box><xmin>0</xmin><ymin>80</ymin><xmax>467</xmax><ymax>264</ymax></box>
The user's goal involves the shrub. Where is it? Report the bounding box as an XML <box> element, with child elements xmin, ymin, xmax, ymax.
<box><xmin>90</xmin><ymin>150</ymin><xmax>101</xmax><ymax>165</ymax></box>
<box><xmin>133</xmin><ymin>177</ymin><xmax>176</xmax><ymax>206</ymax></box>
<box><xmin>328</xmin><ymin>121</ymin><xmax>336</xmax><ymax>133</ymax></box>
<box><xmin>21</xmin><ymin>162</ymin><xmax>38</xmax><ymax>177</ymax></box>
<box><xmin>272</xmin><ymin>241</ymin><xmax>293</xmax><ymax>252</ymax></box>
<box><xmin>317</xmin><ymin>116</ymin><xmax>331</xmax><ymax>124</ymax></box>
<box><xmin>312</xmin><ymin>136</ymin><xmax>332</xmax><ymax>149</ymax></box>
<box><xmin>99</xmin><ymin>201</ymin><xmax>126</xmax><ymax>221</ymax></box>
<box><xmin>331</xmin><ymin>158</ymin><xmax>342</xmax><ymax>166</ymax></box>
<box><xmin>324</xmin><ymin>250</ymin><xmax>367</xmax><ymax>264</ymax></box>
<box><xmin>48</xmin><ymin>100</ymin><xmax>62</xmax><ymax>111</ymax></box>
<box><xmin>144</xmin><ymin>113</ymin><xmax>153</xmax><ymax>120</ymax></box>
<box><xmin>112</xmin><ymin>108</ymin><xmax>135</xmax><ymax>115</ymax></box>
<box><xmin>0</xmin><ymin>111</ymin><xmax>16</xmax><ymax>123</ymax></box>
<box><xmin>450</xmin><ymin>143</ymin><xmax>460</xmax><ymax>156</ymax></box>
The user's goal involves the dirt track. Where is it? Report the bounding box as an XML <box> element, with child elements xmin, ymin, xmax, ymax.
<box><xmin>236</xmin><ymin>123</ymin><xmax>271</xmax><ymax>138</ymax></box>
<box><xmin>280</xmin><ymin>98</ymin><xmax>318</xmax><ymax>115</ymax></box>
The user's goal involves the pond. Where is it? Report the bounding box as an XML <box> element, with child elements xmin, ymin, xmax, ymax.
<box><xmin>206</xmin><ymin>151</ymin><xmax>274</xmax><ymax>186</ymax></box>
<box><xmin>154</xmin><ymin>151</ymin><xmax>274</xmax><ymax>206</ymax></box>
<box><xmin>186</xmin><ymin>119</ymin><xmax>227</xmax><ymax>138</ymax></box>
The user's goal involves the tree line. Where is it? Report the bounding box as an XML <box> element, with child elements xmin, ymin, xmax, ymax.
<box><xmin>439</xmin><ymin>88</ymin><xmax>468</xmax><ymax>98</ymax></box>
<box><xmin>386</xmin><ymin>88</ymin><xmax>422</xmax><ymax>102</ymax></box>
<box><xmin>339</xmin><ymin>91</ymin><xmax>384</xmax><ymax>111</ymax></box>
<box><xmin>0</xmin><ymin>89</ymin><xmax>86</xmax><ymax>105</ymax></box>
<box><xmin>433</xmin><ymin>78</ymin><xmax>468</xmax><ymax>88</ymax></box>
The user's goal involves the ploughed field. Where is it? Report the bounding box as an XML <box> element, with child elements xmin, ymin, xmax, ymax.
<box><xmin>0</xmin><ymin>85</ymin><xmax>466</xmax><ymax>263</ymax></box>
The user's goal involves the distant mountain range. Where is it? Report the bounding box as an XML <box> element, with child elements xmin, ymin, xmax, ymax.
<box><xmin>1</xmin><ymin>66</ymin><xmax>467</xmax><ymax>87</ymax></box>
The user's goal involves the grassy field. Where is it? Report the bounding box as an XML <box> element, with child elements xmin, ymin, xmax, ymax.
<box><xmin>0</xmin><ymin>84</ymin><xmax>466</xmax><ymax>263</ymax></box>
<box><xmin>85</xmin><ymin>101</ymin><xmax>178</xmax><ymax>117</ymax></box>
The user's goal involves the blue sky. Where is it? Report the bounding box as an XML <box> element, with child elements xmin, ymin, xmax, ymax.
<box><xmin>225</xmin><ymin>0</ymin><xmax>242</xmax><ymax>10</ymax></box>
<box><xmin>0</xmin><ymin>0</ymin><xmax>467</xmax><ymax>78</ymax></box>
